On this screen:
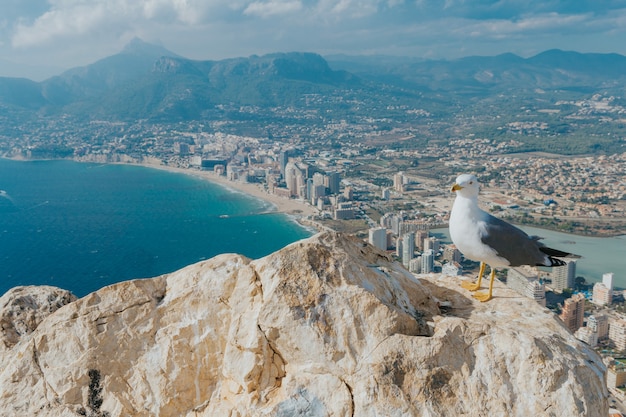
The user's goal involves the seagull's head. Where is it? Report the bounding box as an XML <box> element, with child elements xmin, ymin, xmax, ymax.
<box><xmin>451</xmin><ymin>174</ymin><xmax>480</xmax><ymax>197</ymax></box>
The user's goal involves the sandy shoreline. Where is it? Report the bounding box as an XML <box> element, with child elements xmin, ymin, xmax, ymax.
<box><xmin>135</xmin><ymin>162</ymin><xmax>318</xmax><ymax>218</ymax></box>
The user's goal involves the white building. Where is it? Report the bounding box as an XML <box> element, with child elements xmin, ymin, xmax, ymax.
<box><xmin>588</xmin><ymin>314</ymin><xmax>609</xmax><ymax>340</ymax></box>
<box><xmin>368</xmin><ymin>227</ymin><xmax>387</xmax><ymax>251</ymax></box>
<box><xmin>423</xmin><ymin>237</ymin><xmax>440</xmax><ymax>253</ymax></box>
<box><xmin>550</xmin><ymin>259</ymin><xmax>576</xmax><ymax>293</ymax></box>
<box><xmin>506</xmin><ymin>266</ymin><xmax>546</xmax><ymax>307</ymax></box>
<box><xmin>609</xmin><ymin>318</ymin><xmax>626</xmax><ymax>351</ymax></box>
<box><xmin>592</xmin><ymin>282</ymin><xmax>612</xmax><ymax>306</ymax></box>
<box><xmin>421</xmin><ymin>249</ymin><xmax>435</xmax><ymax>274</ymax></box>
<box><xmin>575</xmin><ymin>326</ymin><xmax>598</xmax><ymax>347</ymax></box>
<box><xmin>381</xmin><ymin>188</ymin><xmax>390</xmax><ymax>200</ymax></box>
<box><xmin>334</xmin><ymin>206</ymin><xmax>355</xmax><ymax>220</ymax></box>
<box><xmin>604</xmin><ymin>272</ymin><xmax>615</xmax><ymax>290</ymax></box>
<box><xmin>442</xmin><ymin>262</ymin><xmax>463</xmax><ymax>276</ymax></box>
<box><xmin>393</xmin><ymin>172</ymin><xmax>406</xmax><ymax>192</ymax></box>
<box><xmin>402</xmin><ymin>233</ymin><xmax>415</xmax><ymax>268</ymax></box>
<box><xmin>408</xmin><ymin>257</ymin><xmax>421</xmax><ymax>274</ymax></box>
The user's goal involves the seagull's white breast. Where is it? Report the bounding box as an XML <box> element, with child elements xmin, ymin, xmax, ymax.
<box><xmin>449</xmin><ymin>195</ymin><xmax>510</xmax><ymax>267</ymax></box>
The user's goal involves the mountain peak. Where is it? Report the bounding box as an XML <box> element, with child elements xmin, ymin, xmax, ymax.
<box><xmin>121</xmin><ymin>37</ymin><xmax>179</xmax><ymax>59</ymax></box>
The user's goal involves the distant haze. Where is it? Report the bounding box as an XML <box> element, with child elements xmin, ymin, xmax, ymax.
<box><xmin>1</xmin><ymin>1</ymin><xmax>626</xmax><ymax>80</ymax></box>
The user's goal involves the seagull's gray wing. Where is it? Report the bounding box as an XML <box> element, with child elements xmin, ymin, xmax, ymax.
<box><xmin>479</xmin><ymin>214</ymin><xmax>549</xmax><ymax>267</ymax></box>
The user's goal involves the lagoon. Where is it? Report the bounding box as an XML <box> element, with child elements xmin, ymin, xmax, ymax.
<box><xmin>432</xmin><ymin>227</ymin><xmax>626</xmax><ymax>287</ymax></box>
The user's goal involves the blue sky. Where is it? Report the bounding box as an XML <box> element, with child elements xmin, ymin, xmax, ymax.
<box><xmin>1</xmin><ymin>0</ymin><xmax>626</xmax><ymax>80</ymax></box>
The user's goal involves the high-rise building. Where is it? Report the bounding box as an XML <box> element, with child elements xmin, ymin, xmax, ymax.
<box><xmin>279</xmin><ymin>149</ymin><xmax>290</xmax><ymax>176</ymax></box>
<box><xmin>506</xmin><ymin>267</ymin><xmax>546</xmax><ymax>306</ymax></box>
<box><xmin>402</xmin><ymin>233</ymin><xmax>415</xmax><ymax>268</ymax></box>
<box><xmin>607</xmin><ymin>359</ymin><xmax>626</xmax><ymax>392</ymax></box>
<box><xmin>343</xmin><ymin>186</ymin><xmax>353</xmax><ymax>201</ymax></box>
<box><xmin>393</xmin><ymin>172</ymin><xmax>405</xmax><ymax>193</ymax></box>
<box><xmin>415</xmin><ymin>230</ymin><xmax>429</xmax><ymax>251</ymax></box>
<box><xmin>380</xmin><ymin>213</ymin><xmax>403</xmax><ymax>235</ymax></box>
<box><xmin>369</xmin><ymin>227</ymin><xmax>388</xmax><ymax>251</ymax></box>
<box><xmin>551</xmin><ymin>259</ymin><xmax>576</xmax><ymax>293</ymax></box>
<box><xmin>424</xmin><ymin>237</ymin><xmax>440</xmax><ymax>253</ymax></box>
<box><xmin>604</xmin><ymin>272</ymin><xmax>615</xmax><ymax>290</ymax></box>
<box><xmin>284</xmin><ymin>161</ymin><xmax>301</xmax><ymax>197</ymax></box>
<box><xmin>311</xmin><ymin>184</ymin><xmax>326</xmax><ymax>205</ymax></box>
<box><xmin>587</xmin><ymin>314</ymin><xmax>609</xmax><ymax>340</ymax></box>
<box><xmin>609</xmin><ymin>319</ymin><xmax>626</xmax><ymax>351</ymax></box>
<box><xmin>559</xmin><ymin>293</ymin><xmax>586</xmax><ymax>333</ymax></box>
<box><xmin>575</xmin><ymin>326</ymin><xmax>598</xmax><ymax>347</ymax></box>
<box><xmin>421</xmin><ymin>249</ymin><xmax>435</xmax><ymax>274</ymax></box>
<box><xmin>408</xmin><ymin>258</ymin><xmax>421</xmax><ymax>274</ymax></box>
<box><xmin>381</xmin><ymin>188</ymin><xmax>390</xmax><ymax>200</ymax></box>
<box><xmin>334</xmin><ymin>202</ymin><xmax>355</xmax><ymax>220</ymax></box>
<box><xmin>326</xmin><ymin>171</ymin><xmax>341</xmax><ymax>195</ymax></box>
<box><xmin>399</xmin><ymin>220</ymin><xmax>429</xmax><ymax>235</ymax></box>
<box><xmin>592</xmin><ymin>282</ymin><xmax>612</xmax><ymax>306</ymax></box>
<box><xmin>443</xmin><ymin>245</ymin><xmax>462</xmax><ymax>263</ymax></box>
<box><xmin>312</xmin><ymin>172</ymin><xmax>325</xmax><ymax>187</ymax></box>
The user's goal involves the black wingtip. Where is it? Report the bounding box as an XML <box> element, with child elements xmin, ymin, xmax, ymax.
<box><xmin>539</xmin><ymin>246</ymin><xmax>580</xmax><ymax>259</ymax></box>
<box><xmin>547</xmin><ymin>257</ymin><xmax>567</xmax><ymax>267</ymax></box>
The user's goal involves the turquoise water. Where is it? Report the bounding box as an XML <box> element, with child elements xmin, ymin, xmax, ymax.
<box><xmin>432</xmin><ymin>227</ymin><xmax>626</xmax><ymax>286</ymax></box>
<box><xmin>0</xmin><ymin>159</ymin><xmax>312</xmax><ymax>297</ymax></box>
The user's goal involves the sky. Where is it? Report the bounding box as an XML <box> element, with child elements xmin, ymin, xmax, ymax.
<box><xmin>1</xmin><ymin>0</ymin><xmax>626</xmax><ymax>80</ymax></box>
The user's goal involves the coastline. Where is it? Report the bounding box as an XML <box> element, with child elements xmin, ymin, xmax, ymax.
<box><xmin>131</xmin><ymin>161</ymin><xmax>318</xmax><ymax>219</ymax></box>
<box><xmin>1</xmin><ymin>155</ymin><xmax>323</xmax><ymax>232</ymax></box>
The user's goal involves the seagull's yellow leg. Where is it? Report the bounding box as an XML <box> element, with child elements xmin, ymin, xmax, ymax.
<box><xmin>474</xmin><ymin>268</ymin><xmax>496</xmax><ymax>302</ymax></box>
<box><xmin>461</xmin><ymin>262</ymin><xmax>485</xmax><ymax>292</ymax></box>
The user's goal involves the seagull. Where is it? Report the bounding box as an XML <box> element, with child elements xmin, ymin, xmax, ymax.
<box><xmin>449</xmin><ymin>174</ymin><xmax>577</xmax><ymax>302</ymax></box>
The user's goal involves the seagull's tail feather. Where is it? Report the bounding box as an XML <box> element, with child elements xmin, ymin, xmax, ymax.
<box><xmin>544</xmin><ymin>257</ymin><xmax>567</xmax><ymax>267</ymax></box>
<box><xmin>539</xmin><ymin>246</ymin><xmax>578</xmax><ymax>258</ymax></box>
<box><xmin>538</xmin><ymin>246</ymin><xmax>581</xmax><ymax>267</ymax></box>
<box><xmin>540</xmin><ymin>246</ymin><xmax>569</xmax><ymax>257</ymax></box>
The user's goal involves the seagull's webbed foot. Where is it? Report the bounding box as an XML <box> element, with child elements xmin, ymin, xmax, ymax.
<box><xmin>461</xmin><ymin>262</ymin><xmax>486</xmax><ymax>292</ymax></box>
<box><xmin>461</xmin><ymin>280</ymin><xmax>481</xmax><ymax>292</ymax></box>
<box><xmin>473</xmin><ymin>291</ymin><xmax>493</xmax><ymax>302</ymax></box>
<box><xmin>472</xmin><ymin>268</ymin><xmax>497</xmax><ymax>302</ymax></box>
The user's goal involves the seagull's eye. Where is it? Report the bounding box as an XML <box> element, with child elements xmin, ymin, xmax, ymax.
<box><xmin>469</xmin><ymin>181</ymin><xmax>473</xmax><ymax>185</ymax></box>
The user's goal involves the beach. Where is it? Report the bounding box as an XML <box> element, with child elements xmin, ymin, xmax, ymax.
<box><xmin>137</xmin><ymin>162</ymin><xmax>318</xmax><ymax>218</ymax></box>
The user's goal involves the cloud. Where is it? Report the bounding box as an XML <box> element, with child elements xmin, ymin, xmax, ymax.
<box><xmin>10</xmin><ymin>0</ymin><xmax>226</xmax><ymax>47</ymax></box>
<box><xmin>4</xmin><ymin>0</ymin><xmax>626</xmax><ymax>72</ymax></box>
<box><xmin>243</xmin><ymin>1</ymin><xmax>303</xmax><ymax>17</ymax></box>
<box><xmin>12</xmin><ymin>4</ymin><xmax>109</xmax><ymax>47</ymax></box>
<box><xmin>465</xmin><ymin>12</ymin><xmax>590</xmax><ymax>39</ymax></box>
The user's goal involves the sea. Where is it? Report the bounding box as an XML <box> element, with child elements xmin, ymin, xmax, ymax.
<box><xmin>0</xmin><ymin>159</ymin><xmax>313</xmax><ymax>297</ymax></box>
<box><xmin>1</xmin><ymin>159</ymin><xmax>624</xmax><ymax>298</ymax></box>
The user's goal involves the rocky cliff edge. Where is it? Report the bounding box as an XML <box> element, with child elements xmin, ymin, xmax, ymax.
<box><xmin>0</xmin><ymin>231</ymin><xmax>607</xmax><ymax>416</ymax></box>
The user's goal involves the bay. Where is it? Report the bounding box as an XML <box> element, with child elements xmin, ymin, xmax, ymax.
<box><xmin>432</xmin><ymin>227</ymin><xmax>626</xmax><ymax>287</ymax></box>
<box><xmin>0</xmin><ymin>159</ymin><xmax>312</xmax><ymax>297</ymax></box>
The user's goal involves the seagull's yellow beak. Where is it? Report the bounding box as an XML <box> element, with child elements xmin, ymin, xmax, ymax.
<box><xmin>451</xmin><ymin>183</ymin><xmax>462</xmax><ymax>192</ymax></box>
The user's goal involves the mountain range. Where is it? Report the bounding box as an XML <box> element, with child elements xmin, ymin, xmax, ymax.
<box><xmin>1</xmin><ymin>38</ymin><xmax>625</xmax><ymax>122</ymax></box>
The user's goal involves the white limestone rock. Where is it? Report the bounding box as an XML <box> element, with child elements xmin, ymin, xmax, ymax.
<box><xmin>0</xmin><ymin>285</ymin><xmax>76</xmax><ymax>354</ymax></box>
<box><xmin>0</xmin><ymin>231</ymin><xmax>607</xmax><ymax>416</ymax></box>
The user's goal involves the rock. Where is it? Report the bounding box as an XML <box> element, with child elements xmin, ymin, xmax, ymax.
<box><xmin>0</xmin><ymin>286</ymin><xmax>77</xmax><ymax>352</ymax></box>
<box><xmin>0</xmin><ymin>232</ymin><xmax>607</xmax><ymax>416</ymax></box>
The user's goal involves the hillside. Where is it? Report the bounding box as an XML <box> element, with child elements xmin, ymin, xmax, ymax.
<box><xmin>0</xmin><ymin>40</ymin><xmax>625</xmax><ymax>154</ymax></box>
<box><xmin>0</xmin><ymin>40</ymin><xmax>359</xmax><ymax>120</ymax></box>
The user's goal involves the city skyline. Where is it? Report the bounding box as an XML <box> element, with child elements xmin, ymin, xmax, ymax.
<box><xmin>2</xmin><ymin>0</ymin><xmax>626</xmax><ymax>80</ymax></box>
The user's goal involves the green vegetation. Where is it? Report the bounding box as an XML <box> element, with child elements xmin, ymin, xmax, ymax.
<box><xmin>76</xmin><ymin>369</ymin><xmax>109</xmax><ymax>417</ymax></box>
<box><xmin>1</xmin><ymin>48</ymin><xmax>625</xmax><ymax>156</ymax></box>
